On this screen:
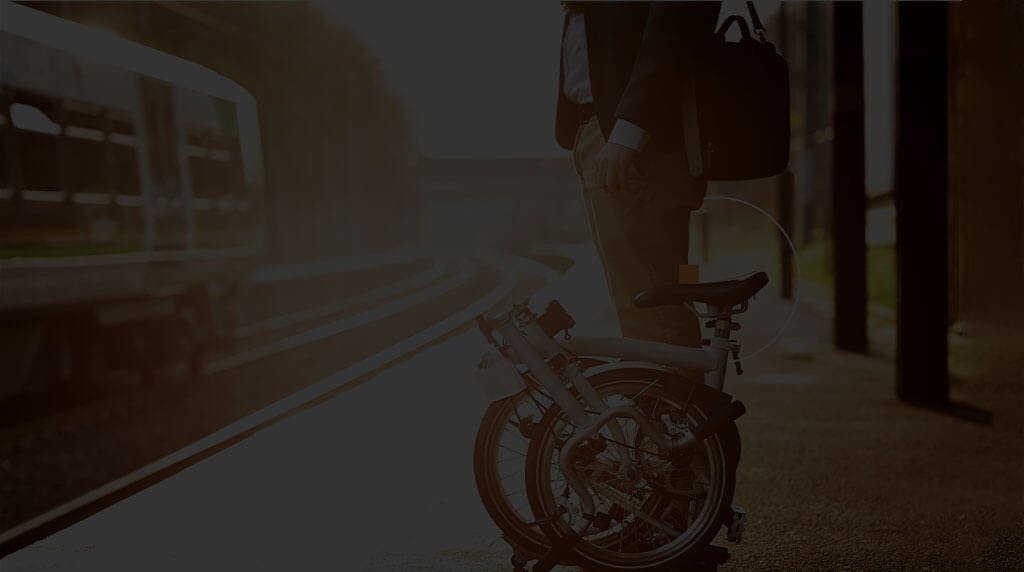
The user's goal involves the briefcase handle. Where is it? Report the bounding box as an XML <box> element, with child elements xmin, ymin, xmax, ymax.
<box><xmin>715</xmin><ymin>1</ymin><xmax>768</xmax><ymax>41</ymax></box>
<box><xmin>717</xmin><ymin>15</ymin><xmax>752</xmax><ymax>40</ymax></box>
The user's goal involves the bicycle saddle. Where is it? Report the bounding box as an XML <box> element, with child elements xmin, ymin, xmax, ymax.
<box><xmin>633</xmin><ymin>271</ymin><xmax>769</xmax><ymax>308</ymax></box>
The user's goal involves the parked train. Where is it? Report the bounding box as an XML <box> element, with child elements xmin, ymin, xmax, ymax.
<box><xmin>0</xmin><ymin>2</ymin><xmax>265</xmax><ymax>396</ymax></box>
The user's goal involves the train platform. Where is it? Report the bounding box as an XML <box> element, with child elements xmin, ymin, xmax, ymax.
<box><xmin>3</xmin><ymin>245</ymin><xmax>1021</xmax><ymax>570</ymax></box>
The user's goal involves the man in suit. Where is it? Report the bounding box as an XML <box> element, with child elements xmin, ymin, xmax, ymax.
<box><xmin>558</xmin><ymin>1</ymin><xmax>719</xmax><ymax>347</ymax></box>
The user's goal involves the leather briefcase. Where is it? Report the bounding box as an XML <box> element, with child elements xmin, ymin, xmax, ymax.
<box><xmin>683</xmin><ymin>1</ymin><xmax>790</xmax><ymax>181</ymax></box>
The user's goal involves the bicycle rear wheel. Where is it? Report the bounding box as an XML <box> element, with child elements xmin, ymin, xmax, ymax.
<box><xmin>524</xmin><ymin>368</ymin><xmax>739</xmax><ymax>571</ymax></box>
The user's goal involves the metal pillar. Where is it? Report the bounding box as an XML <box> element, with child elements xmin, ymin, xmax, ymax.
<box><xmin>832</xmin><ymin>2</ymin><xmax>868</xmax><ymax>352</ymax></box>
<box><xmin>775</xmin><ymin>4</ymin><xmax>794</xmax><ymax>300</ymax></box>
<box><xmin>803</xmin><ymin>2</ymin><xmax>829</xmax><ymax>247</ymax></box>
<box><xmin>895</xmin><ymin>2</ymin><xmax>950</xmax><ymax>404</ymax></box>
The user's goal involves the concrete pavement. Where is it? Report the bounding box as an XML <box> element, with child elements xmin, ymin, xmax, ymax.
<box><xmin>4</xmin><ymin>244</ymin><xmax>1020</xmax><ymax>570</ymax></box>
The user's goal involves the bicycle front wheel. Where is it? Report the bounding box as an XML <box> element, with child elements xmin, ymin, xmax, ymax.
<box><xmin>471</xmin><ymin>357</ymin><xmax>616</xmax><ymax>563</ymax></box>
<box><xmin>473</xmin><ymin>387</ymin><xmax>553</xmax><ymax>560</ymax></box>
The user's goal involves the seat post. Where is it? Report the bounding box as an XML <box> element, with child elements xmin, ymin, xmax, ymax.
<box><xmin>712</xmin><ymin>311</ymin><xmax>736</xmax><ymax>341</ymax></box>
<box><xmin>704</xmin><ymin>305</ymin><xmax>735</xmax><ymax>390</ymax></box>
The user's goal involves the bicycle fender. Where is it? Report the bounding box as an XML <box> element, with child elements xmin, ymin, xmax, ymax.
<box><xmin>580</xmin><ymin>361</ymin><xmax>735</xmax><ymax>409</ymax></box>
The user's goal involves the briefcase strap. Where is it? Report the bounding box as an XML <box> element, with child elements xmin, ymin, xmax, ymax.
<box><xmin>745</xmin><ymin>1</ymin><xmax>766</xmax><ymax>39</ymax></box>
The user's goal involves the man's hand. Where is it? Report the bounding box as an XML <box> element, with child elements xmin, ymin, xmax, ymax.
<box><xmin>595</xmin><ymin>141</ymin><xmax>639</xmax><ymax>194</ymax></box>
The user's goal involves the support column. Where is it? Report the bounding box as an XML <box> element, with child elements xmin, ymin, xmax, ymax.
<box><xmin>832</xmin><ymin>2</ymin><xmax>868</xmax><ymax>352</ymax></box>
<box><xmin>895</xmin><ymin>3</ymin><xmax>950</xmax><ymax>403</ymax></box>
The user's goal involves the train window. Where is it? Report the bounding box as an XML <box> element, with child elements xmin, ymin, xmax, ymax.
<box><xmin>63</xmin><ymin>100</ymin><xmax>106</xmax><ymax>195</ymax></box>
<box><xmin>10</xmin><ymin>102</ymin><xmax>60</xmax><ymax>136</ymax></box>
<box><xmin>11</xmin><ymin>96</ymin><xmax>60</xmax><ymax>193</ymax></box>
<box><xmin>68</xmin><ymin>137</ymin><xmax>104</xmax><ymax>194</ymax></box>
<box><xmin>108</xmin><ymin>111</ymin><xmax>135</xmax><ymax>136</ymax></box>
<box><xmin>62</xmin><ymin>100</ymin><xmax>106</xmax><ymax>131</ymax></box>
<box><xmin>111</xmin><ymin>143</ymin><xmax>140</xmax><ymax>197</ymax></box>
<box><xmin>176</xmin><ymin>89</ymin><xmax>246</xmax><ymax>213</ymax></box>
<box><xmin>17</xmin><ymin>133</ymin><xmax>58</xmax><ymax>192</ymax></box>
<box><xmin>140</xmin><ymin>79</ymin><xmax>180</xmax><ymax>199</ymax></box>
<box><xmin>104</xmin><ymin>109</ymin><xmax>140</xmax><ymax>206</ymax></box>
<box><xmin>187</xmin><ymin>126</ymin><xmax>245</xmax><ymax>205</ymax></box>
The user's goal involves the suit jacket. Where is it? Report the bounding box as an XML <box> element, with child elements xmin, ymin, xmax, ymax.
<box><xmin>556</xmin><ymin>2</ymin><xmax>720</xmax><ymax>156</ymax></box>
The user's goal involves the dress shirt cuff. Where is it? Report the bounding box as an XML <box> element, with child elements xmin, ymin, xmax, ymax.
<box><xmin>608</xmin><ymin>119</ymin><xmax>650</xmax><ymax>151</ymax></box>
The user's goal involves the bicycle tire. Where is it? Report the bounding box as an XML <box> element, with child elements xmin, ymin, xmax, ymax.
<box><xmin>471</xmin><ymin>356</ymin><xmax>615</xmax><ymax>561</ymax></box>
<box><xmin>524</xmin><ymin>367</ymin><xmax>740</xmax><ymax>571</ymax></box>
<box><xmin>473</xmin><ymin>388</ymin><xmax>553</xmax><ymax>559</ymax></box>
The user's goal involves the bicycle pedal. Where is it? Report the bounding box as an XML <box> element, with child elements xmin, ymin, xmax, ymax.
<box><xmin>726</xmin><ymin>504</ymin><xmax>747</xmax><ymax>543</ymax></box>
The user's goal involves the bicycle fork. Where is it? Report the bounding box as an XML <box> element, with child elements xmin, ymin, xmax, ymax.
<box><xmin>492</xmin><ymin>316</ymin><xmax>637</xmax><ymax>469</ymax></box>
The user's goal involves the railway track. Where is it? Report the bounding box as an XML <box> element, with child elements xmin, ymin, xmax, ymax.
<box><xmin>0</xmin><ymin>249</ymin><xmax>554</xmax><ymax>557</ymax></box>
